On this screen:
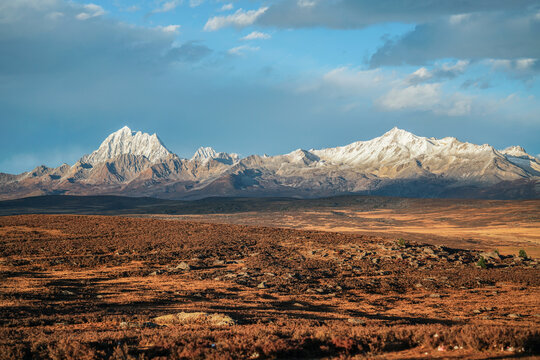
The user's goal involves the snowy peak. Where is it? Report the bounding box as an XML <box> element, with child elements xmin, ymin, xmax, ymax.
<box><xmin>379</xmin><ymin>127</ymin><xmax>419</xmax><ymax>143</ymax></box>
<box><xmin>312</xmin><ymin>128</ymin><xmax>499</xmax><ymax>167</ymax></box>
<box><xmin>80</xmin><ymin>126</ymin><xmax>172</xmax><ymax>165</ymax></box>
<box><xmin>192</xmin><ymin>147</ymin><xmax>218</xmax><ymax>162</ymax></box>
<box><xmin>498</xmin><ymin>146</ymin><xmax>540</xmax><ymax>176</ymax></box>
<box><xmin>191</xmin><ymin>146</ymin><xmax>240</xmax><ymax>164</ymax></box>
<box><xmin>500</xmin><ymin>146</ymin><xmax>529</xmax><ymax>158</ymax></box>
<box><xmin>1</xmin><ymin>126</ymin><xmax>538</xmax><ymax>201</ymax></box>
<box><xmin>286</xmin><ymin>149</ymin><xmax>321</xmax><ymax>164</ymax></box>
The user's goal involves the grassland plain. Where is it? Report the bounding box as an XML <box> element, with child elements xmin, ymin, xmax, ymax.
<box><xmin>138</xmin><ymin>198</ymin><xmax>540</xmax><ymax>258</ymax></box>
<box><xmin>0</xmin><ymin>214</ymin><xmax>539</xmax><ymax>359</ymax></box>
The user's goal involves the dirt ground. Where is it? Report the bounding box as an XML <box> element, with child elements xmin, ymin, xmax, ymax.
<box><xmin>0</xmin><ymin>214</ymin><xmax>538</xmax><ymax>359</ymax></box>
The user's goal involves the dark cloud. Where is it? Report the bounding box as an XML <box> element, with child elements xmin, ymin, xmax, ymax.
<box><xmin>370</xmin><ymin>12</ymin><xmax>540</xmax><ymax>67</ymax></box>
<box><xmin>257</xmin><ymin>0</ymin><xmax>539</xmax><ymax>29</ymax></box>
<box><xmin>0</xmin><ymin>0</ymin><xmax>207</xmax><ymax>76</ymax></box>
<box><xmin>251</xmin><ymin>1</ymin><xmax>540</xmax><ymax>67</ymax></box>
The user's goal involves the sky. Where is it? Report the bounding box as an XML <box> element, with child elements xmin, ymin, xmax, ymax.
<box><xmin>1</xmin><ymin>0</ymin><xmax>539</xmax><ymax>174</ymax></box>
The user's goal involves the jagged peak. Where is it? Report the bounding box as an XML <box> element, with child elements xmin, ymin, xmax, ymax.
<box><xmin>311</xmin><ymin>127</ymin><xmax>504</xmax><ymax>166</ymax></box>
<box><xmin>192</xmin><ymin>147</ymin><xmax>218</xmax><ymax>161</ymax></box>
<box><xmin>383</xmin><ymin>127</ymin><xmax>412</xmax><ymax>136</ymax></box>
<box><xmin>191</xmin><ymin>146</ymin><xmax>240</xmax><ymax>164</ymax></box>
<box><xmin>500</xmin><ymin>145</ymin><xmax>528</xmax><ymax>157</ymax></box>
<box><xmin>378</xmin><ymin>127</ymin><xmax>422</xmax><ymax>144</ymax></box>
<box><xmin>287</xmin><ymin>149</ymin><xmax>320</xmax><ymax>163</ymax></box>
<box><xmin>80</xmin><ymin>126</ymin><xmax>172</xmax><ymax>165</ymax></box>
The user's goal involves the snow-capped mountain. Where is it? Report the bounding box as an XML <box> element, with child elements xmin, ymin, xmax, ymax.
<box><xmin>80</xmin><ymin>126</ymin><xmax>173</xmax><ymax>165</ymax></box>
<box><xmin>0</xmin><ymin>127</ymin><xmax>538</xmax><ymax>200</ymax></box>
<box><xmin>308</xmin><ymin>127</ymin><xmax>530</xmax><ymax>182</ymax></box>
<box><xmin>499</xmin><ymin>145</ymin><xmax>540</xmax><ymax>177</ymax></box>
<box><xmin>500</xmin><ymin>146</ymin><xmax>529</xmax><ymax>158</ymax></box>
<box><xmin>313</xmin><ymin>127</ymin><xmax>496</xmax><ymax>167</ymax></box>
<box><xmin>191</xmin><ymin>147</ymin><xmax>240</xmax><ymax>164</ymax></box>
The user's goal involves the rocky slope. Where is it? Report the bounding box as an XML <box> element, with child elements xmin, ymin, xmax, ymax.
<box><xmin>0</xmin><ymin>127</ymin><xmax>538</xmax><ymax>200</ymax></box>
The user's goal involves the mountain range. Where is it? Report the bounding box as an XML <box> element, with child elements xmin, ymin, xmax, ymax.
<box><xmin>1</xmin><ymin>126</ymin><xmax>538</xmax><ymax>200</ymax></box>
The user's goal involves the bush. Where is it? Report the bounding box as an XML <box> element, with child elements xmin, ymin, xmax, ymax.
<box><xmin>476</xmin><ymin>257</ymin><xmax>487</xmax><ymax>269</ymax></box>
<box><xmin>397</xmin><ymin>238</ymin><xmax>406</xmax><ymax>247</ymax></box>
<box><xmin>518</xmin><ymin>250</ymin><xmax>528</xmax><ymax>259</ymax></box>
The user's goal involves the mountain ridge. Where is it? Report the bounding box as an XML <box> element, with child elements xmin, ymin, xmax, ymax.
<box><xmin>1</xmin><ymin>127</ymin><xmax>538</xmax><ymax>200</ymax></box>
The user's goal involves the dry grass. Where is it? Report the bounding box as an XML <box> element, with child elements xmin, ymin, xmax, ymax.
<box><xmin>143</xmin><ymin>199</ymin><xmax>540</xmax><ymax>257</ymax></box>
<box><xmin>0</xmin><ymin>215</ymin><xmax>538</xmax><ymax>359</ymax></box>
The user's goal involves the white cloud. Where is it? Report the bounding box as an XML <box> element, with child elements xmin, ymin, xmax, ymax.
<box><xmin>241</xmin><ymin>31</ymin><xmax>271</xmax><ymax>41</ymax></box>
<box><xmin>449</xmin><ymin>13</ymin><xmax>471</xmax><ymax>25</ymax></box>
<box><xmin>441</xmin><ymin>60</ymin><xmax>469</xmax><ymax>73</ymax></box>
<box><xmin>124</xmin><ymin>5</ymin><xmax>140</xmax><ymax>12</ymax></box>
<box><xmin>406</xmin><ymin>60</ymin><xmax>469</xmax><ymax>84</ymax></box>
<box><xmin>189</xmin><ymin>0</ymin><xmax>204</xmax><ymax>7</ymax></box>
<box><xmin>297</xmin><ymin>0</ymin><xmax>317</xmax><ymax>7</ymax></box>
<box><xmin>377</xmin><ymin>83</ymin><xmax>472</xmax><ymax>116</ymax></box>
<box><xmin>204</xmin><ymin>7</ymin><xmax>268</xmax><ymax>31</ymax></box>
<box><xmin>488</xmin><ymin>58</ymin><xmax>538</xmax><ymax>77</ymax></box>
<box><xmin>219</xmin><ymin>3</ymin><xmax>233</xmax><ymax>11</ymax></box>
<box><xmin>76</xmin><ymin>3</ymin><xmax>105</xmax><ymax>20</ymax></box>
<box><xmin>378</xmin><ymin>84</ymin><xmax>440</xmax><ymax>110</ymax></box>
<box><xmin>407</xmin><ymin>67</ymin><xmax>431</xmax><ymax>83</ymax></box>
<box><xmin>515</xmin><ymin>58</ymin><xmax>536</xmax><ymax>70</ymax></box>
<box><xmin>228</xmin><ymin>45</ymin><xmax>260</xmax><ymax>56</ymax></box>
<box><xmin>321</xmin><ymin>67</ymin><xmax>388</xmax><ymax>94</ymax></box>
<box><xmin>311</xmin><ymin>66</ymin><xmax>473</xmax><ymax>116</ymax></box>
<box><xmin>157</xmin><ymin>24</ymin><xmax>181</xmax><ymax>33</ymax></box>
<box><xmin>47</xmin><ymin>11</ymin><xmax>64</xmax><ymax>20</ymax></box>
<box><xmin>152</xmin><ymin>1</ymin><xmax>180</xmax><ymax>14</ymax></box>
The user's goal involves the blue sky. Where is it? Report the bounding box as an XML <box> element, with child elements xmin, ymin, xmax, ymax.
<box><xmin>1</xmin><ymin>0</ymin><xmax>539</xmax><ymax>173</ymax></box>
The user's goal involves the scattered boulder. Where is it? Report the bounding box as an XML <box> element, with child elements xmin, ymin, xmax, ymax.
<box><xmin>176</xmin><ymin>262</ymin><xmax>191</xmax><ymax>271</ymax></box>
<box><xmin>347</xmin><ymin>318</ymin><xmax>366</xmax><ymax>325</ymax></box>
<box><xmin>149</xmin><ymin>269</ymin><xmax>165</xmax><ymax>276</ymax></box>
<box><xmin>154</xmin><ymin>312</ymin><xmax>236</xmax><ymax>326</ymax></box>
<box><xmin>480</xmin><ymin>251</ymin><xmax>500</xmax><ymax>261</ymax></box>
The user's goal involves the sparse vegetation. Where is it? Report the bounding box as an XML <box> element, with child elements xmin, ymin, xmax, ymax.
<box><xmin>397</xmin><ymin>237</ymin><xmax>406</xmax><ymax>247</ymax></box>
<box><xmin>0</xmin><ymin>215</ymin><xmax>538</xmax><ymax>359</ymax></box>
<box><xmin>477</xmin><ymin>256</ymin><xmax>487</xmax><ymax>269</ymax></box>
